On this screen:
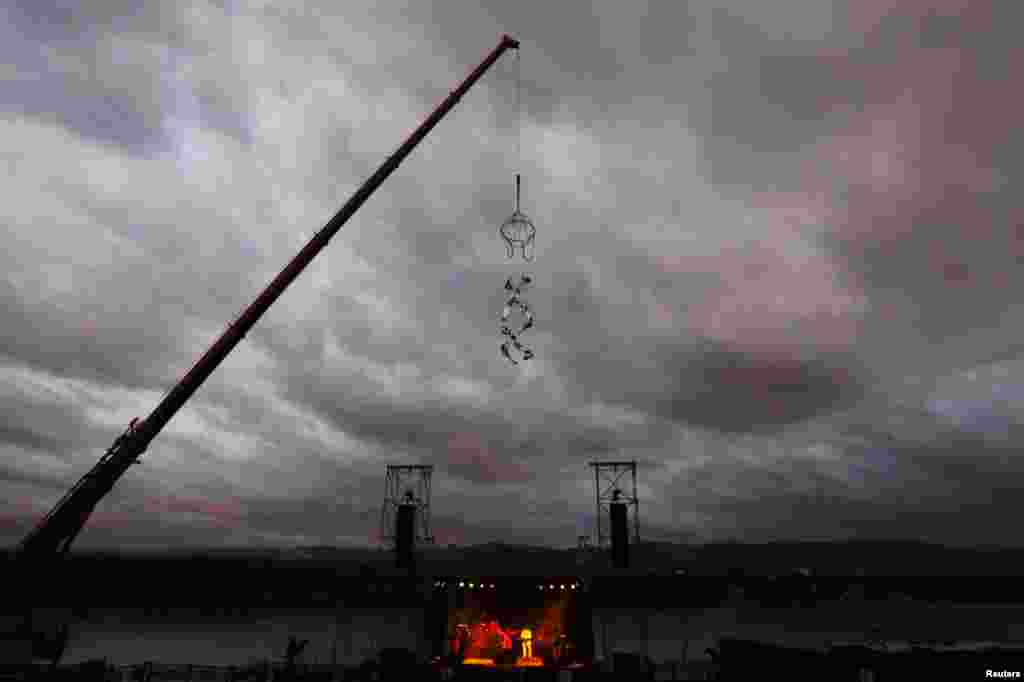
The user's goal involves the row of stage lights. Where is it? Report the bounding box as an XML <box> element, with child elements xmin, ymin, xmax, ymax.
<box><xmin>432</xmin><ymin>581</ymin><xmax>580</xmax><ymax>590</ymax></box>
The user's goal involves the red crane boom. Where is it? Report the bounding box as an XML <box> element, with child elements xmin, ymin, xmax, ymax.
<box><xmin>16</xmin><ymin>34</ymin><xmax>520</xmax><ymax>560</ymax></box>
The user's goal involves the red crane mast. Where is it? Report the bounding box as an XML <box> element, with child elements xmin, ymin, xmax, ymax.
<box><xmin>16</xmin><ymin>35</ymin><xmax>520</xmax><ymax>560</ymax></box>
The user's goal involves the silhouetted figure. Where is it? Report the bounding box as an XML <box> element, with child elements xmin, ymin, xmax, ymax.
<box><xmin>705</xmin><ymin>648</ymin><xmax>721</xmax><ymax>681</ymax></box>
<box><xmin>356</xmin><ymin>657</ymin><xmax>380</xmax><ymax>682</ymax></box>
<box><xmin>27</xmin><ymin>618</ymin><xmax>70</xmax><ymax>675</ymax></box>
<box><xmin>133</xmin><ymin>661</ymin><xmax>153</xmax><ymax>681</ymax></box>
<box><xmin>43</xmin><ymin>623</ymin><xmax>69</xmax><ymax>674</ymax></box>
<box><xmin>283</xmin><ymin>635</ymin><xmax>309</xmax><ymax>680</ymax></box>
<box><xmin>554</xmin><ymin>634</ymin><xmax>567</xmax><ymax>664</ymax></box>
<box><xmin>456</xmin><ymin>625</ymin><xmax>469</xmax><ymax>665</ymax></box>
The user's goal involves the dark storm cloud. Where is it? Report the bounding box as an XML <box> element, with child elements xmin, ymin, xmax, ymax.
<box><xmin>703</xmin><ymin>0</ymin><xmax>1024</xmax><ymax>374</ymax></box>
<box><xmin>4</xmin><ymin>451</ymin><xmax>387</xmax><ymax>549</ymax></box>
<box><xmin>3</xmin><ymin>1</ymin><xmax>186</xmax><ymax>43</ymax></box>
<box><xmin>0</xmin><ymin>275</ymin><xmax>193</xmax><ymax>391</ymax></box>
<box><xmin>1</xmin><ymin>2</ymin><xmax>252</xmax><ymax>156</ymax></box>
<box><xmin>355</xmin><ymin>0</ymin><xmax>629</xmax><ymax>129</ymax></box>
<box><xmin>0</xmin><ymin>373</ymin><xmax>100</xmax><ymax>456</ymax></box>
<box><xmin>223</xmin><ymin>494</ymin><xmax>375</xmax><ymax>545</ymax></box>
<box><xmin>277</xmin><ymin>360</ymin><xmax>637</xmax><ymax>488</ymax></box>
<box><xmin>0</xmin><ymin>2</ymin><xmax>173</xmax><ymax>155</ymax></box>
<box><xmin>0</xmin><ymin>425</ymin><xmax>65</xmax><ymax>455</ymax></box>
<box><xmin>674</xmin><ymin>393</ymin><xmax>1024</xmax><ymax>546</ymax></box>
<box><xmin>555</xmin><ymin>333</ymin><xmax>870</xmax><ymax>435</ymax></box>
<box><xmin>687</xmin><ymin>10</ymin><xmax>833</xmax><ymax>164</ymax></box>
<box><xmin>699</xmin><ymin>430</ymin><xmax>1024</xmax><ymax>548</ymax></box>
<box><xmin>652</xmin><ymin>340</ymin><xmax>870</xmax><ymax>434</ymax></box>
<box><xmin>641</xmin><ymin>0</ymin><xmax>1022</xmax><ymax>374</ymax></box>
<box><xmin>0</xmin><ymin>462</ymin><xmax>68</xmax><ymax>491</ymax></box>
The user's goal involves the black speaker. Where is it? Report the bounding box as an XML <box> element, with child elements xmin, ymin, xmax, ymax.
<box><xmin>396</xmin><ymin>503</ymin><xmax>416</xmax><ymax>569</ymax></box>
<box><xmin>610</xmin><ymin>502</ymin><xmax>629</xmax><ymax>568</ymax></box>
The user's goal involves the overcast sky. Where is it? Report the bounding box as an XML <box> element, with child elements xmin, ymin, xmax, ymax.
<box><xmin>2</xmin><ymin>0</ymin><xmax>1022</xmax><ymax>551</ymax></box>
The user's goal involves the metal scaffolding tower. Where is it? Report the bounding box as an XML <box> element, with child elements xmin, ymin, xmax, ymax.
<box><xmin>380</xmin><ymin>465</ymin><xmax>435</xmax><ymax>550</ymax></box>
<box><xmin>589</xmin><ymin>461</ymin><xmax>640</xmax><ymax>549</ymax></box>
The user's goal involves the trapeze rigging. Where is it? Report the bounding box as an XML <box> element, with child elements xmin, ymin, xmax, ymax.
<box><xmin>497</xmin><ymin>46</ymin><xmax>538</xmax><ymax>366</ymax></box>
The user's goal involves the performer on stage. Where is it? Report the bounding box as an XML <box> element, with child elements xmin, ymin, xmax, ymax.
<box><xmin>519</xmin><ymin>627</ymin><xmax>533</xmax><ymax>659</ymax></box>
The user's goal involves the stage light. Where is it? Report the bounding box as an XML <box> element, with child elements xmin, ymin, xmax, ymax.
<box><xmin>549</xmin><ymin>584</ymin><xmax>554</xmax><ymax>589</ymax></box>
<box><xmin>571</xmin><ymin>584</ymin><xmax>576</xmax><ymax>589</ymax></box>
<box><xmin>490</xmin><ymin>584</ymin><xmax>495</xmax><ymax>588</ymax></box>
<box><xmin>459</xmin><ymin>582</ymin><xmax>465</xmax><ymax>588</ymax></box>
<box><xmin>560</xmin><ymin>584</ymin><xmax>565</xmax><ymax>590</ymax></box>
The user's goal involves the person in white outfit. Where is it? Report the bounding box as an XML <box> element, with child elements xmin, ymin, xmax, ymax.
<box><xmin>520</xmin><ymin>627</ymin><xmax>533</xmax><ymax>659</ymax></box>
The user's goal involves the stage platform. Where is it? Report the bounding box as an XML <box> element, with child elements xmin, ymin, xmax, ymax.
<box><xmin>435</xmin><ymin>660</ymin><xmax>594</xmax><ymax>681</ymax></box>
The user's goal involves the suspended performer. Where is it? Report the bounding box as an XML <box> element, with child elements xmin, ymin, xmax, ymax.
<box><xmin>499</xmin><ymin>273</ymin><xmax>535</xmax><ymax>364</ymax></box>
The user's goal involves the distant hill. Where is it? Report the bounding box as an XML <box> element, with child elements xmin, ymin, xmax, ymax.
<box><xmin>7</xmin><ymin>539</ymin><xmax>1024</xmax><ymax>577</ymax></box>
<box><xmin>691</xmin><ymin>540</ymin><xmax>1024</xmax><ymax>577</ymax></box>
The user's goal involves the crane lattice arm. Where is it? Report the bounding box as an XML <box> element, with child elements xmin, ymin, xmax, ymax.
<box><xmin>16</xmin><ymin>34</ymin><xmax>520</xmax><ymax>560</ymax></box>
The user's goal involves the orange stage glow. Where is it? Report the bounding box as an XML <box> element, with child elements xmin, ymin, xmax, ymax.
<box><xmin>448</xmin><ymin>578</ymin><xmax>578</xmax><ymax>666</ymax></box>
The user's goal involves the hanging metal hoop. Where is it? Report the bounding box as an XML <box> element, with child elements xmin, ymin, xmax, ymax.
<box><xmin>499</xmin><ymin>175</ymin><xmax>536</xmax><ymax>262</ymax></box>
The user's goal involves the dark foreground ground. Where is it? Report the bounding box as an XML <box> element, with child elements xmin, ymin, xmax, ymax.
<box><xmin>7</xmin><ymin>541</ymin><xmax>1024</xmax><ymax>679</ymax></box>
<box><xmin>4</xmin><ymin>645</ymin><xmax>1024</xmax><ymax>682</ymax></box>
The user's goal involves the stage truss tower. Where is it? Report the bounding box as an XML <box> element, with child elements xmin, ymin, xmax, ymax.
<box><xmin>589</xmin><ymin>460</ymin><xmax>640</xmax><ymax>549</ymax></box>
<box><xmin>380</xmin><ymin>464</ymin><xmax>435</xmax><ymax>550</ymax></box>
